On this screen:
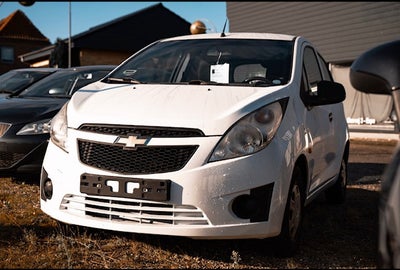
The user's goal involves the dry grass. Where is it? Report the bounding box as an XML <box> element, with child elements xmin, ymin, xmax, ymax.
<box><xmin>0</xmin><ymin>177</ymin><xmax>294</xmax><ymax>269</ymax></box>
<box><xmin>0</xmin><ymin>180</ymin><xmax>381</xmax><ymax>269</ymax></box>
<box><xmin>0</xmin><ymin>139</ymin><xmax>393</xmax><ymax>268</ymax></box>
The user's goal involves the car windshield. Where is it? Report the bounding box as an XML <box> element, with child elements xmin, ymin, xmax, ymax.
<box><xmin>18</xmin><ymin>69</ymin><xmax>111</xmax><ymax>98</ymax></box>
<box><xmin>106</xmin><ymin>39</ymin><xmax>294</xmax><ymax>86</ymax></box>
<box><xmin>0</xmin><ymin>69</ymin><xmax>54</xmax><ymax>94</ymax></box>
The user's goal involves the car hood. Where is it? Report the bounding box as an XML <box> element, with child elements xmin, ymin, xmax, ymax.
<box><xmin>69</xmin><ymin>82</ymin><xmax>287</xmax><ymax>135</ymax></box>
<box><xmin>0</xmin><ymin>97</ymin><xmax>67</xmax><ymax>124</ymax></box>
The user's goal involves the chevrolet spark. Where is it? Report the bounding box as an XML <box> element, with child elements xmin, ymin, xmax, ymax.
<box><xmin>40</xmin><ymin>32</ymin><xmax>349</xmax><ymax>256</ymax></box>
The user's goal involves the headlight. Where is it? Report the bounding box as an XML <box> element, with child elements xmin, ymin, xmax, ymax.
<box><xmin>16</xmin><ymin>119</ymin><xmax>52</xmax><ymax>135</ymax></box>
<box><xmin>209</xmin><ymin>98</ymin><xmax>288</xmax><ymax>162</ymax></box>
<box><xmin>50</xmin><ymin>102</ymin><xmax>68</xmax><ymax>151</ymax></box>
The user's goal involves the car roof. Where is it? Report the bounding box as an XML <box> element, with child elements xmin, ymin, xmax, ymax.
<box><xmin>65</xmin><ymin>65</ymin><xmax>116</xmax><ymax>71</ymax></box>
<box><xmin>5</xmin><ymin>66</ymin><xmax>115</xmax><ymax>75</ymax></box>
<box><xmin>3</xmin><ymin>67</ymin><xmax>60</xmax><ymax>73</ymax></box>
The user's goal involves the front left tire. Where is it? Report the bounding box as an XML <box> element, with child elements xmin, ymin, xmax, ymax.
<box><xmin>273</xmin><ymin>165</ymin><xmax>305</xmax><ymax>257</ymax></box>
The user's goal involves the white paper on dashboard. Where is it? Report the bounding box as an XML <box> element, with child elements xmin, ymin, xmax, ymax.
<box><xmin>210</xmin><ymin>63</ymin><xmax>229</xmax><ymax>83</ymax></box>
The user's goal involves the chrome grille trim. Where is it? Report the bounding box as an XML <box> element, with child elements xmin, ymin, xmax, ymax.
<box><xmin>78</xmin><ymin>124</ymin><xmax>205</xmax><ymax>137</ymax></box>
<box><xmin>61</xmin><ymin>194</ymin><xmax>209</xmax><ymax>225</ymax></box>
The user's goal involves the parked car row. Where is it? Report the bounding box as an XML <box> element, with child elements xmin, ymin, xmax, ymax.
<box><xmin>0</xmin><ymin>65</ymin><xmax>116</xmax><ymax>181</ymax></box>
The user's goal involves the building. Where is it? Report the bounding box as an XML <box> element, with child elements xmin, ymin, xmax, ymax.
<box><xmin>227</xmin><ymin>2</ymin><xmax>400</xmax><ymax>130</ymax></box>
<box><xmin>18</xmin><ymin>3</ymin><xmax>191</xmax><ymax>68</ymax></box>
<box><xmin>0</xmin><ymin>9</ymin><xmax>50</xmax><ymax>74</ymax></box>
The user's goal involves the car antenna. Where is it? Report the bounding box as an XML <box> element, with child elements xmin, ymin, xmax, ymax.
<box><xmin>220</xmin><ymin>18</ymin><xmax>228</xmax><ymax>37</ymax></box>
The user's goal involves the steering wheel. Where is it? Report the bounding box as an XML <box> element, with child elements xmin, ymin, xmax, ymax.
<box><xmin>242</xmin><ymin>76</ymin><xmax>271</xmax><ymax>85</ymax></box>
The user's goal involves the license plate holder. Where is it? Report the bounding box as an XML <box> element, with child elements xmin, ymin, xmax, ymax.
<box><xmin>80</xmin><ymin>173</ymin><xmax>170</xmax><ymax>201</ymax></box>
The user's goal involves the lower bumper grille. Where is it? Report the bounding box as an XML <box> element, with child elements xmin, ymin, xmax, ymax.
<box><xmin>61</xmin><ymin>194</ymin><xmax>209</xmax><ymax>225</ymax></box>
<box><xmin>0</xmin><ymin>151</ymin><xmax>24</xmax><ymax>168</ymax></box>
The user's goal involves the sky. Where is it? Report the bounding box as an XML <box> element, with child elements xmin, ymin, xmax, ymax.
<box><xmin>0</xmin><ymin>1</ymin><xmax>227</xmax><ymax>44</ymax></box>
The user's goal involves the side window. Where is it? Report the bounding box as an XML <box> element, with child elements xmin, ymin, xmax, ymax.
<box><xmin>303</xmin><ymin>46</ymin><xmax>322</xmax><ymax>93</ymax></box>
<box><xmin>317</xmin><ymin>53</ymin><xmax>333</xmax><ymax>81</ymax></box>
<box><xmin>300</xmin><ymin>67</ymin><xmax>311</xmax><ymax>105</ymax></box>
<box><xmin>301</xmin><ymin>46</ymin><xmax>344</xmax><ymax>107</ymax></box>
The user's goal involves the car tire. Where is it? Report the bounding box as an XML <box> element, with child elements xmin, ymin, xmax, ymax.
<box><xmin>273</xmin><ymin>165</ymin><xmax>305</xmax><ymax>257</ymax></box>
<box><xmin>325</xmin><ymin>158</ymin><xmax>347</xmax><ymax>204</ymax></box>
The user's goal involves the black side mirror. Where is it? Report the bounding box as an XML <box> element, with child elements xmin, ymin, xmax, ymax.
<box><xmin>303</xmin><ymin>80</ymin><xmax>346</xmax><ymax>106</ymax></box>
<box><xmin>350</xmin><ymin>40</ymin><xmax>400</xmax><ymax>95</ymax></box>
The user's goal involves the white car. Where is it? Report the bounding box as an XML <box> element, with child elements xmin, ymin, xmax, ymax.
<box><xmin>40</xmin><ymin>32</ymin><xmax>349</xmax><ymax>256</ymax></box>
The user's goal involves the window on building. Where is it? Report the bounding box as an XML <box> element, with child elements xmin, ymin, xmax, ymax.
<box><xmin>1</xmin><ymin>47</ymin><xmax>14</xmax><ymax>63</ymax></box>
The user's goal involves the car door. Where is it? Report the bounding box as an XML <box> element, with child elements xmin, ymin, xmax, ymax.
<box><xmin>302</xmin><ymin>45</ymin><xmax>340</xmax><ymax>192</ymax></box>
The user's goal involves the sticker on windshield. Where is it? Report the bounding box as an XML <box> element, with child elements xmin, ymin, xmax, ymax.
<box><xmin>123</xmin><ymin>70</ymin><xmax>137</xmax><ymax>76</ymax></box>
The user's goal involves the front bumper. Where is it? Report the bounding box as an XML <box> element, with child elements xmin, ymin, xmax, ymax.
<box><xmin>40</xmin><ymin>128</ymin><xmax>293</xmax><ymax>239</ymax></box>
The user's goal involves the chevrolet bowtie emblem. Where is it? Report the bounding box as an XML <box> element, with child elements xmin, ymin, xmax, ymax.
<box><xmin>114</xmin><ymin>134</ymin><xmax>150</xmax><ymax>150</ymax></box>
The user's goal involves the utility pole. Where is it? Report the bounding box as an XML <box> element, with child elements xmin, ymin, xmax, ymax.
<box><xmin>68</xmin><ymin>1</ymin><xmax>71</xmax><ymax>68</ymax></box>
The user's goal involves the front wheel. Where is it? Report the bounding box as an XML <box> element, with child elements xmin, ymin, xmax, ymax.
<box><xmin>273</xmin><ymin>165</ymin><xmax>305</xmax><ymax>257</ymax></box>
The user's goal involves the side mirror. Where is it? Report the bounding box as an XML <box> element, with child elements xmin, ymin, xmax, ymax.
<box><xmin>350</xmin><ymin>40</ymin><xmax>400</xmax><ymax>95</ymax></box>
<box><xmin>303</xmin><ymin>80</ymin><xmax>346</xmax><ymax>106</ymax></box>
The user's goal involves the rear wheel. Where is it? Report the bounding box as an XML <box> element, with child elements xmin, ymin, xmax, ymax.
<box><xmin>274</xmin><ymin>165</ymin><xmax>305</xmax><ymax>257</ymax></box>
<box><xmin>325</xmin><ymin>158</ymin><xmax>347</xmax><ymax>204</ymax></box>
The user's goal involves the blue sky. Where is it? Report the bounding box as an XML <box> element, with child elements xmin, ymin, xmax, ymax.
<box><xmin>0</xmin><ymin>1</ymin><xmax>227</xmax><ymax>43</ymax></box>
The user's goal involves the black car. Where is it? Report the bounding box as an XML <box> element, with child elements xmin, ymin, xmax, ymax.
<box><xmin>0</xmin><ymin>67</ymin><xmax>59</xmax><ymax>98</ymax></box>
<box><xmin>0</xmin><ymin>65</ymin><xmax>115</xmax><ymax>181</ymax></box>
<box><xmin>350</xmin><ymin>40</ymin><xmax>400</xmax><ymax>268</ymax></box>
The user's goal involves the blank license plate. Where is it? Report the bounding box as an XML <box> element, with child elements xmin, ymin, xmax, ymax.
<box><xmin>80</xmin><ymin>173</ymin><xmax>170</xmax><ymax>201</ymax></box>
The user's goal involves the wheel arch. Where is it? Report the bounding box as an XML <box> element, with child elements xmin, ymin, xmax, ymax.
<box><xmin>343</xmin><ymin>140</ymin><xmax>350</xmax><ymax>164</ymax></box>
<box><xmin>293</xmin><ymin>154</ymin><xmax>308</xmax><ymax>204</ymax></box>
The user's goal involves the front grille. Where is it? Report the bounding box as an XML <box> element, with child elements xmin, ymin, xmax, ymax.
<box><xmin>78</xmin><ymin>140</ymin><xmax>198</xmax><ymax>174</ymax></box>
<box><xmin>78</xmin><ymin>124</ymin><xmax>205</xmax><ymax>137</ymax></box>
<box><xmin>0</xmin><ymin>123</ymin><xmax>11</xmax><ymax>137</ymax></box>
<box><xmin>0</xmin><ymin>151</ymin><xmax>25</xmax><ymax>168</ymax></box>
<box><xmin>61</xmin><ymin>194</ymin><xmax>209</xmax><ymax>225</ymax></box>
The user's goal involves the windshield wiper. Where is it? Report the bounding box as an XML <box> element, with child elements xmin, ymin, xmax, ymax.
<box><xmin>188</xmin><ymin>80</ymin><xmax>227</xmax><ymax>85</ymax></box>
<box><xmin>106</xmin><ymin>77</ymin><xmax>143</xmax><ymax>84</ymax></box>
<box><xmin>0</xmin><ymin>90</ymin><xmax>13</xmax><ymax>94</ymax></box>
